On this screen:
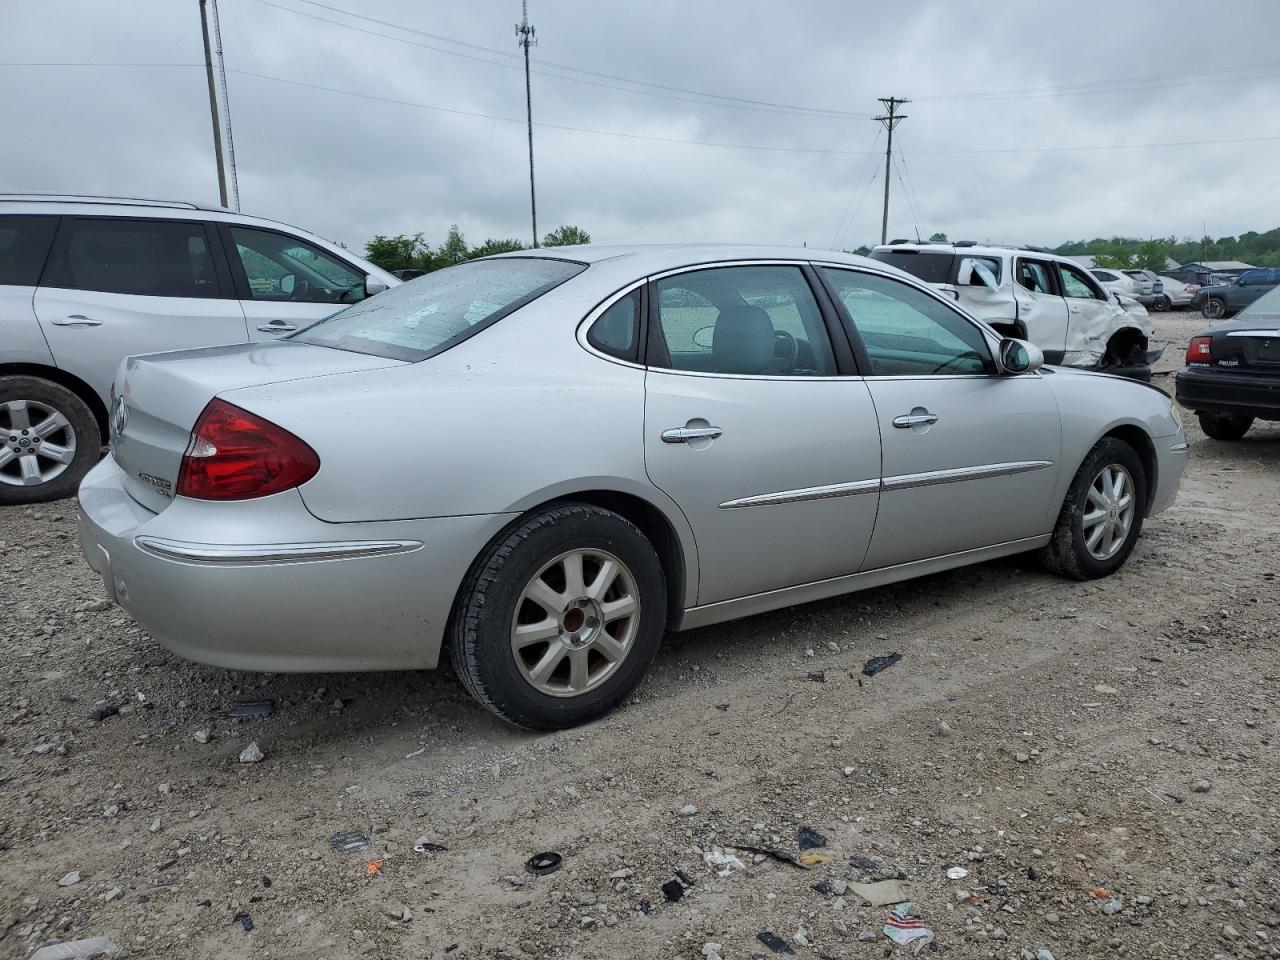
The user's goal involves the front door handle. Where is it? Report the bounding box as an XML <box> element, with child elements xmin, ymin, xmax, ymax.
<box><xmin>661</xmin><ymin>425</ymin><xmax>723</xmax><ymax>443</ymax></box>
<box><xmin>51</xmin><ymin>315</ymin><xmax>103</xmax><ymax>327</ymax></box>
<box><xmin>892</xmin><ymin>412</ymin><xmax>939</xmax><ymax>429</ymax></box>
<box><xmin>257</xmin><ymin>322</ymin><xmax>298</xmax><ymax>333</ymax></box>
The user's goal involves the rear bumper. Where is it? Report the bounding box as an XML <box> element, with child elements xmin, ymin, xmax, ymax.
<box><xmin>76</xmin><ymin>455</ymin><xmax>512</xmax><ymax>672</ymax></box>
<box><xmin>1174</xmin><ymin>367</ymin><xmax>1280</xmax><ymax>420</ymax></box>
<box><xmin>1150</xmin><ymin>432</ymin><xmax>1189</xmax><ymax>516</ymax></box>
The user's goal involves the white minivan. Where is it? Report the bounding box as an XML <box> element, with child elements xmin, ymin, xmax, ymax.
<box><xmin>0</xmin><ymin>195</ymin><xmax>398</xmax><ymax>503</ymax></box>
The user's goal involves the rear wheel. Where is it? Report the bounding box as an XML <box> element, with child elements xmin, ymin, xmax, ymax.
<box><xmin>1202</xmin><ymin>297</ymin><xmax>1226</xmax><ymax>319</ymax></box>
<box><xmin>449</xmin><ymin>503</ymin><xmax>667</xmax><ymax>730</ymax></box>
<box><xmin>1039</xmin><ymin>437</ymin><xmax>1147</xmax><ymax>581</ymax></box>
<box><xmin>0</xmin><ymin>376</ymin><xmax>101</xmax><ymax>505</ymax></box>
<box><xmin>1152</xmin><ymin>295</ymin><xmax>1171</xmax><ymax>312</ymax></box>
<box><xmin>1198</xmin><ymin>412</ymin><xmax>1253</xmax><ymax>441</ymax></box>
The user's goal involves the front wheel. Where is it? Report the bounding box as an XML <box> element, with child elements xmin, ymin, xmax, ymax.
<box><xmin>1198</xmin><ymin>412</ymin><xmax>1253</xmax><ymax>441</ymax></box>
<box><xmin>0</xmin><ymin>376</ymin><xmax>102</xmax><ymax>505</ymax></box>
<box><xmin>449</xmin><ymin>503</ymin><xmax>667</xmax><ymax>730</ymax></box>
<box><xmin>1039</xmin><ymin>437</ymin><xmax>1147</xmax><ymax>581</ymax></box>
<box><xmin>1202</xmin><ymin>298</ymin><xmax>1226</xmax><ymax>320</ymax></box>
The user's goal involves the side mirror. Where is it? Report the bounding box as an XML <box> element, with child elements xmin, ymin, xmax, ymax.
<box><xmin>365</xmin><ymin>275</ymin><xmax>389</xmax><ymax>297</ymax></box>
<box><xmin>998</xmin><ymin>337</ymin><xmax>1043</xmax><ymax>375</ymax></box>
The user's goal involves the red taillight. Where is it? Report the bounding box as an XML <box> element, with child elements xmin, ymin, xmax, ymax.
<box><xmin>1185</xmin><ymin>336</ymin><xmax>1213</xmax><ymax>364</ymax></box>
<box><xmin>177</xmin><ymin>399</ymin><xmax>319</xmax><ymax>500</ymax></box>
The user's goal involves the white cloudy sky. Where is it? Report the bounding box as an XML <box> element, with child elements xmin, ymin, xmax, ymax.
<box><xmin>4</xmin><ymin>0</ymin><xmax>1279</xmax><ymax>253</ymax></box>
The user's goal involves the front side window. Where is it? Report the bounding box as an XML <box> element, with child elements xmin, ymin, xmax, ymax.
<box><xmin>44</xmin><ymin>218</ymin><xmax>220</xmax><ymax>298</ymax></box>
<box><xmin>1058</xmin><ymin>262</ymin><xmax>1107</xmax><ymax>300</ymax></box>
<box><xmin>291</xmin><ymin>256</ymin><xmax>585</xmax><ymax>361</ymax></box>
<box><xmin>1016</xmin><ymin>259</ymin><xmax>1055</xmax><ymax>294</ymax></box>
<box><xmin>229</xmin><ymin>227</ymin><xmax>366</xmax><ymax>304</ymax></box>
<box><xmin>0</xmin><ymin>215</ymin><xmax>58</xmax><ymax>286</ymax></box>
<box><xmin>822</xmin><ymin>268</ymin><xmax>992</xmax><ymax>377</ymax></box>
<box><xmin>650</xmin><ymin>265</ymin><xmax>836</xmax><ymax>376</ymax></box>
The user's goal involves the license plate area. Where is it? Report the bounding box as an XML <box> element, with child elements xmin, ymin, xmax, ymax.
<box><xmin>1250</xmin><ymin>339</ymin><xmax>1280</xmax><ymax>364</ymax></box>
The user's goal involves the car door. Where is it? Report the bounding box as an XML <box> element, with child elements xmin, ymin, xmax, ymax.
<box><xmin>32</xmin><ymin>216</ymin><xmax>247</xmax><ymax>405</ymax></box>
<box><xmin>642</xmin><ymin>262</ymin><xmax>882</xmax><ymax>606</ymax></box>
<box><xmin>1055</xmin><ymin>260</ymin><xmax>1117</xmax><ymax>363</ymax></box>
<box><xmin>218</xmin><ymin>224</ymin><xmax>373</xmax><ymax>339</ymax></box>
<box><xmin>0</xmin><ymin>215</ymin><xmax>60</xmax><ymax>367</ymax></box>
<box><xmin>1012</xmin><ymin>257</ymin><xmax>1069</xmax><ymax>362</ymax></box>
<box><xmin>818</xmin><ymin>266</ymin><xmax>1061</xmax><ymax>570</ymax></box>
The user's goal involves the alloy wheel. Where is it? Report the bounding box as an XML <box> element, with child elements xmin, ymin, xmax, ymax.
<box><xmin>510</xmin><ymin>548</ymin><xmax>641</xmax><ymax>698</ymax></box>
<box><xmin>0</xmin><ymin>399</ymin><xmax>77</xmax><ymax>488</ymax></box>
<box><xmin>1082</xmin><ymin>464</ymin><xmax>1135</xmax><ymax>561</ymax></box>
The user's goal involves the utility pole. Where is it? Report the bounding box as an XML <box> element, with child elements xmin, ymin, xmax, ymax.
<box><xmin>873</xmin><ymin>96</ymin><xmax>909</xmax><ymax>245</ymax></box>
<box><xmin>199</xmin><ymin>0</ymin><xmax>228</xmax><ymax>208</ymax></box>
<box><xmin>516</xmin><ymin>1</ymin><xmax>538</xmax><ymax>247</ymax></box>
<box><xmin>208</xmin><ymin>0</ymin><xmax>240</xmax><ymax>210</ymax></box>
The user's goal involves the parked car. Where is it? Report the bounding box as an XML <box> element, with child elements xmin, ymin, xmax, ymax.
<box><xmin>1090</xmin><ymin>267</ymin><xmax>1146</xmax><ymax>300</ymax></box>
<box><xmin>1190</xmin><ymin>267</ymin><xmax>1280</xmax><ymax>320</ymax></box>
<box><xmin>1154</xmin><ymin>275</ymin><xmax>1199</xmax><ymax>311</ymax></box>
<box><xmin>1175</xmin><ymin>282</ymin><xmax>1280</xmax><ymax>440</ymax></box>
<box><xmin>870</xmin><ymin>242</ymin><xmax>1160</xmax><ymax>378</ymax></box>
<box><xmin>0</xmin><ymin>195</ymin><xmax>398</xmax><ymax>503</ymax></box>
<box><xmin>77</xmin><ymin>244</ymin><xmax>1188</xmax><ymax>729</ymax></box>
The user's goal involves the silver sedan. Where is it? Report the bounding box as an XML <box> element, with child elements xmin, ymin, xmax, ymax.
<box><xmin>77</xmin><ymin>245</ymin><xmax>1188</xmax><ymax>729</ymax></box>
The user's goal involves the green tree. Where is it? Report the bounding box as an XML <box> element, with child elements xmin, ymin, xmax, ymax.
<box><xmin>928</xmin><ymin>232</ymin><xmax>948</xmax><ymax>243</ymax></box>
<box><xmin>542</xmin><ymin>225</ymin><xmax>591</xmax><ymax>247</ymax></box>
<box><xmin>468</xmin><ymin>238</ymin><xmax>525</xmax><ymax>259</ymax></box>
<box><xmin>364</xmin><ymin>233</ymin><xmax>427</xmax><ymax>272</ymax></box>
<box><xmin>434</xmin><ymin>225</ymin><xmax>470</xmax><ymax>268</ymax></box>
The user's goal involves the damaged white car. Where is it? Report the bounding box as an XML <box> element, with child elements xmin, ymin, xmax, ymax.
<box><xmin>870</xmin><ymin>242</ymin><xmax>1160</xmax><ymax>379</ymax></box>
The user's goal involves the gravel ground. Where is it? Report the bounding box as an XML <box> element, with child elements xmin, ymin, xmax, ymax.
<box><xmin>3</xmin><ymin>307</ymin><xmax>1279</xmax><ymax>960</ymax></box>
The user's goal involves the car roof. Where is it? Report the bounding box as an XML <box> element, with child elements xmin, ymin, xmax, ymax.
<box><xmin>485</xmin><ymin>242</ymin><xmax>878</xmax><ymax>273</ymax></box>
<box><xmin>0</xmin><ymin>194</ymin><xmax>326</xmax><ymax>237</ymax></box>
<box><xmin>870</xmin><ymin>241</ymin><xmax>1072</xmax><ymax>262</ymax></box>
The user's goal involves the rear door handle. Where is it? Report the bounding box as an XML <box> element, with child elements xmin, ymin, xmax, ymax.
<box><xmin>661</xmin><ymin>425</ymin><xmax>723</xmax><ymax>443</ymax></box>
<box><xmin>257</xmin><ymin>322</ymin><xmax>298</xmax><ymax>333</ymax></box>
<box><xmin>51</xmin><ymin>315</ymin><xmax>103</xmax><ymax>327</ymax></box>
<box><xmin>892</xmin><ymin>413</ymin><xmax>939</xmax><ymax>429</ymax></box>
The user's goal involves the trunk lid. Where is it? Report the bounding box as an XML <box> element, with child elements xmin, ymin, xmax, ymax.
<box><xmin>1210</xmin><ymin>325</ymin><xmax>1280</xmax><ymax>374</ymax></box>
<box><xmin>111</xmin><ymin>341</ymin><xmax>404</xmax><ymax>512</ymax></box>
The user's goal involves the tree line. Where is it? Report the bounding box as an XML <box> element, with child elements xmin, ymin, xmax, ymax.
<box><xmin>364</xmin><ymin>224</ymin><xmax>591</xmax><ymax>274</ymax></box>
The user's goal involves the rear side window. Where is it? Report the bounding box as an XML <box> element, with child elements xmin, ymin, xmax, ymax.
<box><xmin>0</xmin><ymin>216</ymin><xmax>59</xmax><ymax>286</ymax></box>
<box><xmin>587</xmin><ymin>288</ymin><xmax>641</xmax><ymax>362</ymax></box>
<box><xmin>43</xmin><ymin>218</ymin><xmax>221</xmax><ymax>298</ymax></box>
<box><xmin>292</xmin><ymin>257</ymin><xmax>586</xmax><ymax>361</ymax></box>
<box><xmin>869</xmin><ymin>250</ymin><xmax>955</xmax><ymax>284</ymax></box>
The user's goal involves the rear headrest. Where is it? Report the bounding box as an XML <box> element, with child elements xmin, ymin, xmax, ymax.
<box><xmin>712</xmin><ymin>304</ymin><xmax>775</xmax><ymax>374</ymax></box>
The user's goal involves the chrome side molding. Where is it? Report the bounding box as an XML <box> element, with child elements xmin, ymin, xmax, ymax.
<box><xmin>134</xmin><ymin>537</ymin><xmax>423</xmax><ymax>564</ymax></box>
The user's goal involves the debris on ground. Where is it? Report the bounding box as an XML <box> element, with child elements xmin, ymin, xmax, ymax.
<box><xmin>329</xmin><ymin>830</ymin><xmax>371</xmax><ymax>854</ymax></box>
<box><xmin>755</xmin><ymin>931</ymin><xmax>795</xmax><ymax>955</ymax></box>
<box><xmin>849</xmin><ymin>879</ymin><xmax>909</xmax><ymax>906</ymax></box>
<box><xmin>30</xmin><ymin>937</ymin><xmax>120</xmax><ymax>960</ymax></box>
<box><xmin>862</xmin><ymin>652</ymin><xmax>902</xmax><ymax>677</ymax></box>
<box><xmin>661</xmin><ymin>871</ymin><xmax>695</xmax><ymax>902</ymax></box>
<box><xmin>797</xmin><ymin>852</ymin><xmax>831</xmax><ymax>865</ymax></box>
<box><xmin>192</xmin><ymin>728</ymin><xmax>211</xmax><ymax>744</ymax></box>
<box><xmin>57</xmin><ymin>871</ymin><xmax>81</xmax><ymax>887</ymax></box>
<box><xmin>945</xmin><ymin>865</ymin><xmax>969</xmax><ymax>880</ymax></box>
<box><xmin>413</xmin><ymin>838</ymin><xmax>448</xmax><ymax>853</ymax></box>
<box><xmin>524</xmin><ymin>851</ymin><xmax>562</xmax><ymax>876</ymax></box>
<box><xmin>87</xmin><ymin>705</ymin><xmax>119</xmax><ymax>722</ymax></box>
<box><xmin>733</xmin><ymin>843</ymin><xmax>808</xmax><ymax>870</ymax></box>
<box><xmin>702</xmin><ymin>846</ymin><xmax>747</xmax><ymax>876</ymax></box>
<box><xmin>796</xmin><ymin>826</ymin><xmax>827</xmax><ymax>849</ymax></box>
<box><xmin>238</xmin><ymin>741</ymin><xmax>265</xmax><ymax>763</ymax></box>
<box><xmin>884</xmin><ymin>902</ymin><xmax>933</xmax><ymax>951</ymax></box>
<box><xmin>233</xmin><ymin>911</ymin><xmax>254</xmax><ymax>932</ymax></box>
<box><xmin>806</xmin><ymin>670</ymin><xmax>825</xmax><ymax>682</ymax></box>
<box><xmin>677</xmin><ymin>803</ymin><xmax>699</xmax><ymax>816</ymax></box>
<box><xmin>365</xmin><ymin>859</ymin><xmax>383</xmax><ymax>877</ymax></box>
<box><xmin>220</xmin><ymin>699</ymin><xmax>275</xmax><ymax>719</ymax></box>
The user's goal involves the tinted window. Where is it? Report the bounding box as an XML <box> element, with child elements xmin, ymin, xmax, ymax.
<box><xmin>292</xmin><ymin>257</ymin><xmax>585</xmax><ymax>361</ymax></box>
<box><xmin>869</xmin><ymin>250</ymin><xmax>956</xmax><ymax>284</ymax></box>
<box><xmin>230</xmin><ymin>227</ymin><xmax>367</xmax><ymax>304</ymax></box>
<box><xmin>44</xmin><ymin>218</ymin><xmax>220</xmax><ymax>298</ymax></box>
<box><xmin>1058</xmin><ymin>262</ymin><xmax>1106</xmax><ymax>300</ymax></box>
<box><xmin>1016</xmin><ymin>259</ymin><xmax>1054</xmax><ymax>294</ymax></box>
<box><xmin>587</xmin><ymin>288</ymin><xmax>640</xmax><ymax>362</ymax></box>
<box><xmin>822</xmin><ymin>268</ymin><xmax>992</xmax><ymax>377</ymax></box>
<box><xmin>1091</xmin><ymin>270</ymin><xmax>1117</xmax><ymax>281</ymax></box>
<box><xmin>0</xmin><ymin>216</ymin><xmax>58</xmax><ymax>286</ymax></box>
<box><xmin>651</xmin><ymin>265</ymin><xmax>836</xmax><ymax>376</ymax></box>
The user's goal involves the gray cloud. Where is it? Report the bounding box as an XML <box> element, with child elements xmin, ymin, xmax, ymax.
<box><xmin>4</xmin><ymin>0</ymin><xmax>1278</xmax><ymax>253</ymax></box>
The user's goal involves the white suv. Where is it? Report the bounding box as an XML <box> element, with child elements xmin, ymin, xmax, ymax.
<box><xmin>0</xmin><ymin>195</ymin><xmax>398</xmax><ymax>503</ymax></box>
<box><xmin>870</xmin><ymin>242</ymin><xmax>1158</xmax><ymax>380</ymax></box>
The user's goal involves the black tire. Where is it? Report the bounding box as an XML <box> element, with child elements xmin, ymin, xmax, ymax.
<box><xmin>1038</xmin><ymin>437</ymin><xmax>1148</xmax><ymax>581</ymax></box>
<box><xmin>0</xmin><ymin>376</ymin><xmax>101</xmax><ymax>506</ymax></box>
<box><xmin>1198</xmin><ymin>412</ymin><xmax>1253</xmax><ymax>441</ymax></box>
<box><xmin>1202</xmin><ymin>297</ymin><xmax>1226</xmax><ymax>320</ymax></box>
<box><xmin>448</xmin><ymin>503</ymin><xmax>667</xmax><ymax>730</ymax></box>
<box><xmin>1152</xmin><ymin>295</ymin><xmax>1170</xmax><ymax>312</ymax></box>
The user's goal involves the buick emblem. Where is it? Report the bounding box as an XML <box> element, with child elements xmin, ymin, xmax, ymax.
<box><xmin>111</xmin><ymin>395</ymin><xmax>129</xmax><ymax>436</ymax></box>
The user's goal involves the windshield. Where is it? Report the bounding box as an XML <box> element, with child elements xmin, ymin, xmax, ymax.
<box><xmin>291</xmin><ymin>257</ymin><xmax>586</xmax><ymax>361</ymax></box>
<box><xmin>1238</xmin><ymin>283</ymin><xmax>1280</xmax><ymax>320</ymax></box>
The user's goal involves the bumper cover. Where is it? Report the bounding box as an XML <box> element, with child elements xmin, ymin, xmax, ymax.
<box><xmin>1175</xmin><ymin>367</ymin><xmax>1280</xmax><ymax>419</ymax></box>
<box><xmin>76</xmin><ymin>455</ymin><xmax>512</xmax><ymax>672</ymax></box>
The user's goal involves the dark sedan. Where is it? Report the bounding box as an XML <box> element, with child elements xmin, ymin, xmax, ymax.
<box><xmin>1190</xmin><ymin>267</ymin><xmax>1280</xmax><ymax>319</ymax></box>
<box><xmin>1176</xmin><ymin>284</ymin><xmax>1280</xmax><ymax>439</ymax></box>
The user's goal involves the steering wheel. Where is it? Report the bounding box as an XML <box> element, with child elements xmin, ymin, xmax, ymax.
<box><xmin>928</xmin><ymin>350</ymin><xmax>984</xmax><ymax>375</ymax></box>
<box><xmin>287</xmin><ymin>278</ymin><xmax>312</xmax><ymax>301</ymax></box>
<box><xmin>772</xmin><ymin>330</ymin><xmax>798</xmax><ymax>374</ymax></box>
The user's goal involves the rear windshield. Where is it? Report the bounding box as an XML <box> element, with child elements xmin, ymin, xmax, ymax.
<box><xmin>869</xmin><ymin>250</ymin><xmax>1001</xmax><ymax>286</ymax></box>
<box><xmin>291</xmin><ymin>257</ymin><xmax>586</xmax><ymax>361</ymax></box>
<box><xmin>1238</xmin><ymin>283</ymin><xmax>1280</xmax><ymax>320</ymax></box>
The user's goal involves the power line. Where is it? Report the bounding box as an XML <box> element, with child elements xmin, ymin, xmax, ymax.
<box><xmin>0</xmin><ymin>62</ymin><xmax>203</xmax><ymax>68</ymax></box>
<box><xmin>893</xmin><ymin>132</ymin><xmax>927</xmax><ymax>236</ymax></box>
<box><xmin>829</xmin><ymin>126</ymin><xmax>883</xmax><ymax>249</ymax></box>
<box><xmin>261</xmin><ymin>0</ymin><xmax>868</xmax><ymax>119</ymax></box>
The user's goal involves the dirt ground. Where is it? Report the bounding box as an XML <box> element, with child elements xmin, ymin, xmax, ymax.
<box><xmin>2</xmin><ymin>308</ymin><xmax>1278</xmax><ymax>960</ymax></box>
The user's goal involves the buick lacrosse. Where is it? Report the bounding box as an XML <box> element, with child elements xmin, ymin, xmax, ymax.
<box><xmin>78</xmin><ymin>245</ymin><xmax>1188</xmax><ymax>728</ymax></box>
